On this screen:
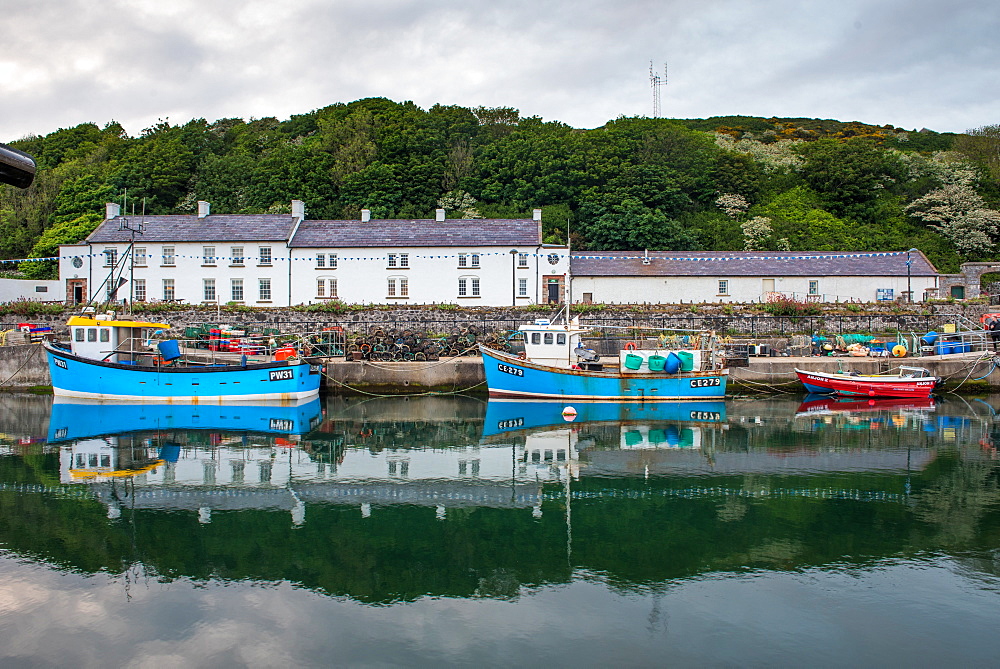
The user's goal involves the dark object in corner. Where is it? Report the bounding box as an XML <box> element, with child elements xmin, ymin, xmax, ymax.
<box><xmin>0</xmin><ymin>143</ymin><xmax>36</xmax><ymax>189</ymax></box>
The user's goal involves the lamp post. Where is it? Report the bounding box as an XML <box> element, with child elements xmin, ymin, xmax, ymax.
<box><xmin>906</xmin><ymin>248</ymin><xmax>917</xmax><ymax>303</ymax></box>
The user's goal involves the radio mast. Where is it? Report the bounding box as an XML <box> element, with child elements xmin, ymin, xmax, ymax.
<box><xmin>649</xmin><ymin>61</ymin><xmax>667</xmax><ymax>118</ymax></box>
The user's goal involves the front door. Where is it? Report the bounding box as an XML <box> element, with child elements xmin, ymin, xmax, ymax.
<box><xmin>547</xmin><ymin>282</ymin><xmax>560</xmax><ymax>304</ymax></box>
<box><xmin>66</xmin><ymin>279</ymin><xmax>87</xmax><ymax>305</ymax></box>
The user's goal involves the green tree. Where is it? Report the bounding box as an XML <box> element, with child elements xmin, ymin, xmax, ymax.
<box><xmin>581</xmin><ymin>198</ymin><xmax>698</xmax><ymax>251</ymax></box>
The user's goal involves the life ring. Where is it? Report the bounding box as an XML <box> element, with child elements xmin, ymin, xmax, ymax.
<box><xmin>517</xmin><ymin>352</ymin><xmax>526</xmax><ymax>360</ymax></box>
<box><xmin>624</xmin><ymin>341</ymin><xmax>638</xmax><ymax>350</ymax></box>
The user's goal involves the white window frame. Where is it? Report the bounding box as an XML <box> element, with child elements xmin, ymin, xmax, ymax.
<box><xmin>718</xmin><ymin>279</ymin><xmax>729</xmax><ymax>296</ymax></box>
<box><xmin>518</xmin><ymin>253</ymin><xmax>529</xmax><ymax>268</ymax></box>
<box><xmin>231</xmin><ymin>278</ymin><xmax>244</xmax><ymax>302</ymax></box>
<box><xmin>316</xmin><ymin>253</ymin><xmax>326</xmax><ymax>269</ymax></box>
<box><xmin>103</xmin><ymin>248</ymin><xmax>117</xmax><ymax>268</ymax></box>
<box><xmin>808</xmin><ymin>280</ymin><xmax>820</xmax><ymax>296</ymax></box>
<box><xmin>133</xmin><ymin>278</ymin><xmax>146</xmax><ymax>302</ymax></box>
<box><xmin>258</xmin><ymin>278</ymin><xmax>272</xmax><ymax>301</ymax></box>
<box><xmin>203</xmin><ymin>278</ymin><xmax>216</xmax><ymax>302</ymax></box>
<box><xmin>203</xmin><ymin>246</ymin><xmax>216</xmax><ymax>266</ymax></box>
<box><xmin>518</xmin><ymin>278</ymin><xmax>528</xmax><ymax>297</ymax></box>
<box><xmin>162</xmin><ymin>278</ymin><xmax>175</xmax><ymax>301</ymax></box>
<box><xmin>231</xmin><ymin>246</ymin><xmax>244</xmax><ymax>266</ymax></box>
<box><xmin>458</xmin><ymin>253</ymin><xmax>468</xmax><ymax>268</ymax></box>
<box><xmin>133</xmin><ymin>247</ymin><xmax>147</xmax><ymax>267</ymax></box>
<box><xmin>258</xmin><ymin>246</ymin><xmax>272</xmax><ymax>266</ymax></box>
<box><xmin>162</xmin><ymin>246</ymin><xmax>175</xmax><ymax>266</ymax></box>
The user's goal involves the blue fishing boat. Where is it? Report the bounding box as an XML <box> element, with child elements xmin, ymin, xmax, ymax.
<box><xmin>47</xmin><ymin>396</ymin><xmax>324</xmax><ymax>442</ymax></box>
<box><xmin>483</xmin><ymin>398</ymin><xmax>726</xmax><ymax>438</ymax></box>
<box><xmin>43</xmin><ymin>311</ymin><xmax>321</xmax><ymax>402</ymax></box>
<box><xmin>479</xmin><ymin>318</ymin><xmax>728</xmax><ymax>401</ymax></box>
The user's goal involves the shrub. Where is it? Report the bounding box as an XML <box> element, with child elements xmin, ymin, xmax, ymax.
<box><xmin>0</xmin><ymin>298</ymin><xmax>66</xmax><ymax>317</ymax></box>
<box><xmin>760</xmin><ymin>295</ymin><xmax>822</xmax><ymax>317</ymax></box>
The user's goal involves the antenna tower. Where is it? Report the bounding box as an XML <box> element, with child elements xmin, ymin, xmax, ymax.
<box><xmin>649</xmin><ymin>61</ymin><xmax>667</xmax><ymax>118</ymax></box>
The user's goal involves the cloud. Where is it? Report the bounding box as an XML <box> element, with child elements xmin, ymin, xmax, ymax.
<box><xmin>2</xmin><ymin>0</ymin><xmax>998</xmax><ymax>141</ymax></box>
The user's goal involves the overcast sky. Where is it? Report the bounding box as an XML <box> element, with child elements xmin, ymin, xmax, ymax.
<box><xmin>2</xmin><ymin>0</ymin><xmax>997</xmax><ymax>142</ymax></box>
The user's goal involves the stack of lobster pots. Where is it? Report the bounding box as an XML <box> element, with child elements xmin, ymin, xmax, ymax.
<box><xmin>343</xmin><ymin>326</ymin><xmax>511</xmax><ymax>361</ymax></box>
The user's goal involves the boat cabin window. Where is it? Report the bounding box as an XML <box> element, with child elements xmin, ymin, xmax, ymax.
<box><xmin>74</xmin><ymin>329</ymin><xmax>84</xmax><ymax>342</ymax></box>
<box><xmin>100</xmin><ymin>328</ymin><xmax>110</xmax><ymax>343</ymax></box>
<box><xmin>531</xmin><ymin>333</ymin><xmax>541</xmax><ymax>344</ymax></box>
<box><xmin>544</xmin><ymin>333</ymin><xmax>553</xmax><ymax>344</ymax></box>
<box><xmin>87</xmin><ymin>328</ymin><xmax>97</xmax><ymax>342</ymax></box>
<box><xmin>557</xmin><ymin>333</ymin><xmax>566</xmax><ymax>345</ymax></box>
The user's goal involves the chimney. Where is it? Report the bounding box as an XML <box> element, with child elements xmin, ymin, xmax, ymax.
<box><xmin>292</xmin><ymin>200</ymin><xmax>305</xmax><ymax>221</ymax></box>
<box><xmin>361</xmin><ymin>209</ymin><xmax>371</xmax><ymax>223</ymax></box>
<box><xmin>197</xmin><ymin>201</ymin><xmax>211</xmax><ymax>218</ymax></box>
<box><xmin>106</xmin><ymin>202</ymin><xmax>121</xmax><ymax>220</ymax></box>
<box><xmin>435</xmin><ymin>209</ymin><xmax>446</xmax><ymax>222</ymax></box>
<box><xmin>533</xmin><ymin>208</ymin><xmax>542</xmax><ymax>221</ymax></box>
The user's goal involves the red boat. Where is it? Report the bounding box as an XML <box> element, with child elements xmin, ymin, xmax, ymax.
<box><xmin>795</xmin><ymin>395</ymin><xmax>936</xmax><ymax>417</ymax></box>
<box><xmin>794</xmin><ymin>366</ymin><xmax>938</xmax><ymax>399</ymax></box>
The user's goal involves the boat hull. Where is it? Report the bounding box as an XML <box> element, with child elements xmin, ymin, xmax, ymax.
<box><xmin>794</xmin><ymin>368</ymin><xmax>937</xmax><ymax>399</ymax></box>
<box><xmin>44</xmin><ymin>342</ymin><xmax>321</xmax><ymax>402</ymax></box>
<box><xmin>480</xmin><ymin>346</ymin><xmax>728</xmax><ymax>401</ymax></box>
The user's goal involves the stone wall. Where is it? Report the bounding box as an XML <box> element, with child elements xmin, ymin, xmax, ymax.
<box><xmin>2</xmin><ymin>302</ymin><xmax>994</xmax><ymax>340</ymax></box>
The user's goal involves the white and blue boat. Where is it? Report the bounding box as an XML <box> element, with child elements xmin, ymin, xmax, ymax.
<box><xmin>43</xmin><ymin>311</ymin><xmax>321</xmax><ymax>402</ymax></box>
<box><xmin>479</xmin><ymin>318</ymin><xmax>728</xmax><ymax>401</ymax></box>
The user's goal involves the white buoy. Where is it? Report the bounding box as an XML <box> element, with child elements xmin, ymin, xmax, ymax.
<box><xmin>562</xmin><ymin>406</ymin><xmax>577</xmax><ymax>421</ymax></box>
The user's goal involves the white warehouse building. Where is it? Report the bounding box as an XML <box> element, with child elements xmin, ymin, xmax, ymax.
<box><xmin>58</xmin><ymin>201</ymin><xmax>571</xmax><ymax>308</ymax></box>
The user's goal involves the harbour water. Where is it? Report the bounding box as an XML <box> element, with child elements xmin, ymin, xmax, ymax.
<box><xmin>1</xmin><ymin>392</ymin><xmax>1000</xmax><ymax>666</ymax></box>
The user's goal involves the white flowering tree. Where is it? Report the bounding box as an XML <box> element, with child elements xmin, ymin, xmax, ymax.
<box><xmin>905</xmin><ymin>184</ymin><xmax>1000</xmax><ymax>255</ymax></box>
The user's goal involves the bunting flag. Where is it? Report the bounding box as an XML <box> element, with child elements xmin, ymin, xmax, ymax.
<box><xmin>3</xmin><ymin>250</ymin><xmax>913</xmax><ymax>264</ymax></box>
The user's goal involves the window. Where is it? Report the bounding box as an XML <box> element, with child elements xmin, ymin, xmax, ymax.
<box><xmin>259</xmin><ymin>246</ymin><xmax>272</xmax><ymax>265</ymax></box>
<box><xmin>458</xmin><ymin>277</ymin><xmax>467</xmax><ymax>296</ymax></box>
<box><xmin>387</xmin><ymin>254</ymin><xmax>397</xmax><ymax>268</ymax></box>
<box><xmin>258</xmin><ymin>278</ymin><xmax>271</xmax><ymax>301</ymax></box>
<box><xmin>100</xmin><ymin>328</ymin><xmax>110</xmax><ymax>343</ymax></box>
<box><xmin>471</xmin><ymin>253</ymin><xmax>480</xmax><ymax>268</ymax></box>
<box><xmin>162</xmin><ymin>246</ymin><xmax>175</xmax><ymax>266</ymax></box>
<box><xmin>458</xmin><ymin>276</ymin><xmax>480</xmax><ymax>297</ymax></box>
<box><xmin>315</xmin><ymin>253</ymin><xmax>337</xmax><ymax>269</ymax></box>
<box><xmin>387</xmin><ymin>277</ymin><xmax>408</xmax><ymax>298</ymax></box>
<box><xmin>203</xmin><ymin>246</ymin><xmax>216</xmax><ymax>265</ymax></box>
<box><xmin>808</xmin><ymin>280</ymin><xmax>819</xmax><ymax>295</ymax></box>
<box><xmin>75</xmin><ymin>329</ymin><xmax>84</xmax><ymax>342</ymax></box>
<box><xmin>399</xmin><ymin>253</ymin><xmax>408</xmax><ymax>268</ymax></box>
<box><xmin>718</xmin><ymin>279</ymin><xmax>729</xmax><ymax>295</ymax></box>
<box><xmin>103</xmin><ymin>248</ymin><xmax>117</xmax><ymax>267</ymax></box>
<box><xmin>314</xmin><ymin>277</ymin><xmax>338</xmax><ymax>298</ymax></box>
<box><xmin>162</xmin><ymin>279</ymin><xmax>175</xmax><ymax>301</ymax></box>
<box><xmin>531</xmin><ymin>332</ymin><xmax>541</xmax><ymax>344</ymax></box>
<box><xmin>518</xmin><ymin>253</ymin><xmax>529</xmax><ymax>268</ymax></box>
<box><xmin>133</xmin><ymin>247</ymin><xmax>147</xmax><ymax>266</ymax></box>
<box><xmin>387</xmin><ymin>252</ymin><xmax>409</xmax><ymax>268</ymax></box>
<box><xmin>231</xmin><ymin>246</ymin><xmax>244</xmax><ymax>266</ymax></box>
<box><xmin>133</xmin><ymin>279</ymin><xmax>146</xmax><ymax>302</ymax></box>
<box><xmin>231</xmin><ymin>278</ymin><xmax>244</xmax><ymax>302</ymax></box>
<box><xmin>518</xmin><ymin>278</ymin><xmax>528</xmax><ymax>297</ymax></box>
<box><xmin>557</xmin><ymin>333</ymin><xmax>566</xmax><ymax>345</ymax></box>
<box><xmin>471</xmin><ymin>277</ymin><xmax>480</xmax><ymax>296</ymax></box>
<box><xmin>458</xmin><ymin>253</ymin><xmax>468</xmax><ymax>268</ymax></box>
<box><xmin>88</xmin><ymin>328</ymin><xmax>97</xmax><ymax>342</ymax></box>
<box><xmin>203</xmin><ymin>278</ymin><xmax>216</xmax><ymax>302</ymax></box>
<box><xmin>544</xmin><ymin>333</ymin><xmax>553</xmax><ymax>344</ymax></box>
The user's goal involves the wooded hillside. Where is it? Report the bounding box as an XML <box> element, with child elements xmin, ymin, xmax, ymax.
<box><xmin>2</xmin><ymin>98</ymin><xmax>999</xmax><ymax>278</ymax></box>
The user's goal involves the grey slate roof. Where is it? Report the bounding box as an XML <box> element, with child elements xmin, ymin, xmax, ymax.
<box><xmin>570</xmin><ymin>251</ymin><xmax>938</xmax><ymax>277</ymax></box>
<box><xmin>290</xmin><ymin>218</ymin><xmax>541</xmax><ymax>248</ymax></box>
<box><xmin>86</xmin><ymin>214</ymin><xmax>296</xmax><ymax>244</ymax></box>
